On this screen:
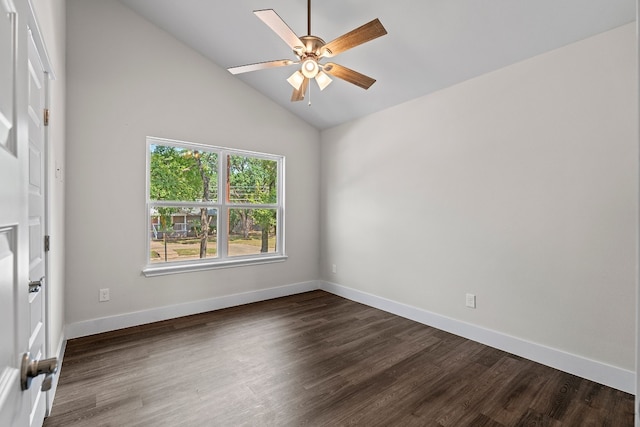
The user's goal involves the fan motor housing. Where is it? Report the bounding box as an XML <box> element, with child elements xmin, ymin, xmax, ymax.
<box><xmin>297</xmin><ymin>35</ymin><xmax>327</xmax><ymax>58</ymax></box>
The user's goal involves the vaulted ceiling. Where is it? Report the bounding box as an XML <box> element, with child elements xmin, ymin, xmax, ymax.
<box><xmin>119</xmin><ymin>0</ymin><xmax>636</xmax><ymax>130</ymax></box>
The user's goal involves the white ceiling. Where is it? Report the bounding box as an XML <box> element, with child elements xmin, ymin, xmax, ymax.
<box><xmin>119</xmin><ymin>0</ymin><xmax>635</xmax><ymax>130</ymax></box>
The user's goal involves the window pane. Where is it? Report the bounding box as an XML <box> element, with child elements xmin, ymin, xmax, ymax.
<box><xmin>228</xmin><ymin>208</ymin><xmax>277</xmax><ymax>257</ymax></box>
<box><xmin>150</xmin><ymin>144</ymin><xmax>218</xmax><ymax>202</ymax></box>
<box><xmin>227</xmin><ymin>155</ymin><xmax>277</xmax><ymax>204</ymax></box>
<box><xmin>150</xmin><ymin>206</ymin><xmax>218</xmax><ymax>263</ymax></box>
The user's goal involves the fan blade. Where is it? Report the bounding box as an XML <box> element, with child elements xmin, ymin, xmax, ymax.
<box><xmin>254</xmin><ymin>9</ymin><xmax>305</xmax><ymax>51</ymax></box>
<box><xmin>321</xmin><ymin>18</ymin><xmax>387</xmax><ymax>58</ymax></box>
<box><xmin>323</xmin><ymin>63</ymin><xmax>376</xmax><ymax>90</ymax></box>
<box><xmin>228</xmin><ymin>59</ymin><xmax>294</xmax><ymax>75</ymax></box>
<box><xmin>291</xmin><ymin>78</ymin><xmax>309</xmax><ymax>102</ymax></box>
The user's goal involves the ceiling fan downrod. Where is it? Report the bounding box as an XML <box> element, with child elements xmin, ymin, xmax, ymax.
<box><xmin>307</xmin><ymin>0</ymin><xmax>311</xmax><ymax>36</ymax></box>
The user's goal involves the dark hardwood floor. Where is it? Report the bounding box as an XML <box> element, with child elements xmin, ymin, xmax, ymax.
<box><xmin>44</xmin><ymin>290</ymin><xmax>634</xmax><ymax>426</ymax></box>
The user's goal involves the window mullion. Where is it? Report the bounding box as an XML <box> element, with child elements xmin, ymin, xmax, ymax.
<box><xmin>277</xmin><ymin>157</ymin><xmax>285</xmax><ymax>255</ymax></box>
<box><xmin>218</xmin><ymin>206</ymin><xmax>228</xmax><ymax>259</ymax></box>
<box><xmin>218</xmin><ymin>151</ymin><xmax>229</xmax><ymax>259</ymax></box>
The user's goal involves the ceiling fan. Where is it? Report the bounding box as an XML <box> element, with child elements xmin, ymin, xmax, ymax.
<box><xmin>228</xmin><ymin>0</ymin><xmax>388</xmax><ymax>102</ymax></box>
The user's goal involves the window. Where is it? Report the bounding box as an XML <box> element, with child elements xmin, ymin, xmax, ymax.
<box><xmin>144</xmin><ymin>137</ymin><xmax>285</xmax><ymax>276</ymax></box>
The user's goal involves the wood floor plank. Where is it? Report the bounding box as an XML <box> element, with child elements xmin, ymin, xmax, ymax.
<box><xmin>44</xmin><ymin>291</ymin><xmax>634</xmax><ymax>426</ymax></box>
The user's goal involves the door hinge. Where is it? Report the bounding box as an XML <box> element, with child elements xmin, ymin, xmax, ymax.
<box><xmin>43</xmin><ymin>109</ymin><xmax>50</xmax><ymax>126</ymax></box>
<box><xmin>44</xmin><ymin>235</ymin><xmax>50</xmax><ymax>252</ymax></box>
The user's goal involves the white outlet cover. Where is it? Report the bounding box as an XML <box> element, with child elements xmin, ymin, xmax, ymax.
<box><xmin>465</xmin><ymin>293</ymin><xmax>476</xmax><ymax>308</ymax></box>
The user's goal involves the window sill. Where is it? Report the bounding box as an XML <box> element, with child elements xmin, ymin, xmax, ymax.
<box><xmin>142</xmin><ymin>255</ymin><xmax>288</xmax><ymax>277</ymax></box>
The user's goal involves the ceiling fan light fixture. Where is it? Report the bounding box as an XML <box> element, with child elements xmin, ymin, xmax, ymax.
<box><xmin>315</xmin><ymin>71</ymin><xmax>332</xmax><ymax>91</ymax></box>
<box><xmin>287</xmin><ymin>70</ymin><xmax>305</xmax><ymax>89</ymax></box>
<box><xmin>301</xmin><ymin>58</ymin><xmax>319</xmax><ymax>78</ymax></box>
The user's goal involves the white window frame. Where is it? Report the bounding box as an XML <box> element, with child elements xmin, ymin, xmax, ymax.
<box><xmin>143</xmin><ymin>137</ymin><xmax>286</xmax><ymax>277</ymax></box>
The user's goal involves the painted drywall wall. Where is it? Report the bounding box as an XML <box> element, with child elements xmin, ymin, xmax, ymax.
<box><xmin>320</xmin><ymin>24</ymin><xmax>638</xmax><ymax>371</ymax></box>
<box><xmin>65</xmin><ymin>0</ymin><xmax>320</xmax><ymax>325</ymax></box>
<box><xmin>31</xmin><ymin>0</ymin><xmax>66</xmax><ymax>359</ymax></box>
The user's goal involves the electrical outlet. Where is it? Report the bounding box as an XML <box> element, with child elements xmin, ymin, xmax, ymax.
<box><xmin>332</xmin><ymin>264</ymin><xmax>337</xmax><ymax>274</ymax></box>
<box><xmin>465</xmin><ymin>293</ymin><xmax>476</xmax><ymax>309</ymax></box>
<box><xmin>99</xmin><ymin>288</ymin><xmax>110</xmax><ymax>302</ymax></box>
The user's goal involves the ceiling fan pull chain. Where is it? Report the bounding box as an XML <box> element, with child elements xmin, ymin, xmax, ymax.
<box><xmin>308</xmin><ymin>83</ymin><xmax>312</xmax><ymax>107</ymax></box>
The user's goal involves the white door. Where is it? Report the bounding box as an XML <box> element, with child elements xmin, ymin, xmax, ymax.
<box><xmin>0</xmin><ymin>0</ymin><xmax>31</xmax><ymax>425</ymax></box>
<box><xmin>0</xmin><ymin>1</ymin><xmax>55</xmax><ymax>426</ymax></box>
<box><xmin>26</xmin><ymin>26</ymin><xmax>48</xmax><ymax>427</ymax></box>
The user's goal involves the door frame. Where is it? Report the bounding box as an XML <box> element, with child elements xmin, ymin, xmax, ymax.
<box><xmin>636</xmin><ymin>0</ymin><xmax>639</xmax><ymax>425</ymax></box>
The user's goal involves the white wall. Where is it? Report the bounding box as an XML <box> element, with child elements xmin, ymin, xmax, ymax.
<box><xmin>321</xmin><ymin>24</ymin><xmax>638</xmax><ymax>372</ymax></box>
<box><xmin>30</xmin><ymin>0</ymin><xmax>66</xmax><ymax>360</ymax></box>
<box><xmin>65</xmin><ymin>0</ymin><xmax>320</xmax><ymax>326</ymax></box>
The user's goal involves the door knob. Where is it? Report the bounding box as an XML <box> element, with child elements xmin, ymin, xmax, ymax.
<box><xmin>20</xmin><ymin>352</ymin><xmax>58</xmax><ymax>391</ymax></box>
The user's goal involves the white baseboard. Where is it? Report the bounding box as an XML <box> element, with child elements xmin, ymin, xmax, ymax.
<box><xmin>320</xmin><ymin>281</ymin><xmax>635</xmax><ymax>395</ymax></box>
<box><xmin>65</xmin><ymin>280</ymin><xmax>321</xmax><ymax>339</ymax></box>
<box><xmin>46</xmin><ymin>334</ymin><xmax>66</xmax><ymax>416</ymax></box>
